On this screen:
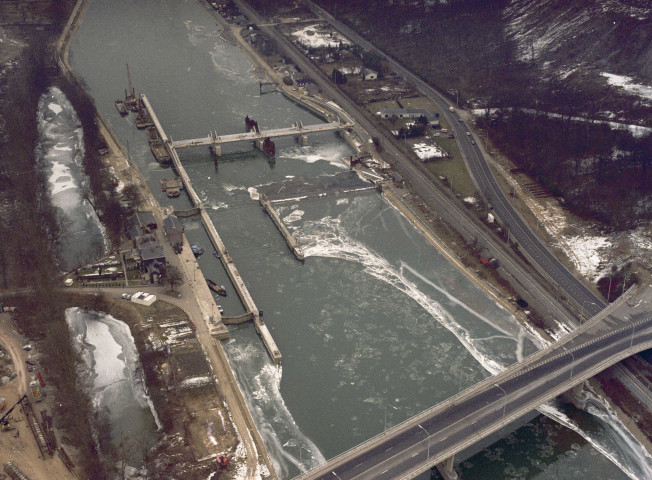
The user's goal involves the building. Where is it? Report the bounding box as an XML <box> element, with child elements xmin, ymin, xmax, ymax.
<box><xmin>361</xmin><ymin>68</ymin><xmax>378</xmax><ymax>81</ymax></box>
<box><xmin>125</xmin><ymin>211</ymin><xmax>157</xmax><ymax>239</ymax></box>
<box><xmin>131</xmin><ymin>291</ymin><xmax>157</xmax><ymax>306</ymax></box>
<box><xmin>163</xmin><ymin>214</ymin><xmax>184</xmax><ymax>247</ymax></box>
<box><xmin>378</xmin><ymin>108</ymin><xmax>439</xmax><ymax>127</ymax></box>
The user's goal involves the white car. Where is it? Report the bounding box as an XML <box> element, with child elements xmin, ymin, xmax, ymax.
<box><xmin>217</xmin><ymin>305</ymin><xmax>224</xmax><ymax>314</ymax></box>
<box><xmin>120</xmin><ymin>293</ymin><xmax>131</xmax><ymax>300</ymax></box>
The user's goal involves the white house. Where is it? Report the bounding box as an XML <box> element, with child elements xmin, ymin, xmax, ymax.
<box><xmin>361</xmin><ymin>68</ymin><xmax>378</xmax><ymax>80</ymax></box>
<box><xmin>131</xmin><ymin>291</ymin><xmax>157</xmax><ymax>306</ymax></box>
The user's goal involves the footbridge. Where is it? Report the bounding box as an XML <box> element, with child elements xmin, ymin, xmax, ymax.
<box><xmin>169</xmin><ymin>119</ymin><xmax>353</xmax><ymax>150</ymax></box>
<box><xmin>295</xmin><ymin>285</ymin><xmax>652</xmax><ymax>480</ymax></box>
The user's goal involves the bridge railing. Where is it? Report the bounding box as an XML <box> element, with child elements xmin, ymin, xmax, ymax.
<box><xmin>292</xmin><ymin>301</ymin><xmax>648</xmax><ymax>479</ymax></box>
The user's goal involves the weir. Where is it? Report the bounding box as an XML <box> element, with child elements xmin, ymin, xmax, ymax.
<box><xmin>260</xmin><ymin>194</ymin><xmax>304</xmax><ymax>261</ymax></box>
<box><xmin>141</xmin><ymin>94</ymin><xmax>282</xmax><ymax>364</ymax></box>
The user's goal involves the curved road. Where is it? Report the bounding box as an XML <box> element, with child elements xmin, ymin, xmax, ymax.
<box><xmin>232</xmin><ymin>0</ymin><xmax>581</xmax><ymax>325</ymax></box>
<box><xmin>301</xmin><ymin>1</ymin><xmax>606</xmax><ymax>320</ymax></box>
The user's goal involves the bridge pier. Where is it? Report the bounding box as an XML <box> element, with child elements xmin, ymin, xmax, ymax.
<box><xmin>436</xmin><ymin>455</ymin><xmax>458</xmax><ymax>480</ymax></box>
<box><xmin>563</xmin><ymin>381</ymin><xmax>587</xmax><ymax>410</ymax></box>
<box><xmin>297</xmin><ymin>133</ymin><xmax>308</xmax><ymax>146</ymax></box>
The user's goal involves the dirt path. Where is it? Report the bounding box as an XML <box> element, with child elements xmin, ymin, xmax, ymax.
<box><xmin>0</xmin><ymin>313</ymin><xmax>78</xmax><ymax>480</ymax></box>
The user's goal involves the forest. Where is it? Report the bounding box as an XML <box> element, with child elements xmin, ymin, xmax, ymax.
<box><xmin>257</xmin><ymin>0</ymin><xmax>652</xmax><ymax>227</ymax></box>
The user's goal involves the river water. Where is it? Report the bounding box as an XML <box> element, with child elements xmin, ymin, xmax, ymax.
<box><xmin>67</xmin><ymin>1</ymin><xmax>650</xmax><ymax>479</ymax></box>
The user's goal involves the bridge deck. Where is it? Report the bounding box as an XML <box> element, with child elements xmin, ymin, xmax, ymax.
<box><xmin>295</xmin><ymin>284</ymin><xmax>652</xmax><ymax>479</ymax></box>
<box><xmin>170</xmin><ymin>121</ymin><xmax>352</xmax><ymax>149</ymax></box>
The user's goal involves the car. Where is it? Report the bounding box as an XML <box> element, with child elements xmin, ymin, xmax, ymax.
<box><xmin>471</xmin><ymin>140</ymin><xmax>475</xmax><ymax>144</ymax></box>
<box><xmin>120</xmin><ymin>293</ymin><xmax>131</xmax><ymax>300</ymax></box>
<box><xmin>466</xmin><ymin>132</ymin><xmax>471</xmax><ymax>136</ymax></box>
<box><xmin>217</xmin><ymin>305</ymin><xmax>224</xmax><ymax>314</ymax></box>
<box><xmin>458</xmin><ymin>118</ymin><xmax>463</xmax><ymax>122</ymax></box>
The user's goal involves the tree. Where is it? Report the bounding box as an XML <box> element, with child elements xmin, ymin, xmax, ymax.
<box><xmin>165</xmin><ymin>265</ymin><xmax>183</xmax><ymax>291</ymax></box>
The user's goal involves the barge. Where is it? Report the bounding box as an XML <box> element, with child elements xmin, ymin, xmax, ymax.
<box><xmin>206</xmin><ymin>279</ymin><xmax>227</xmax><ymax>296</ymax></box>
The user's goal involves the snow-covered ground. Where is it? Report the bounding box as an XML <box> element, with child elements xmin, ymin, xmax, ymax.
<box><xmin>535</xmin><ymin>197</ymin><xmax>651</xmax><ymax>284</ymax></box>
<box><xmin>291</xmin><ymin>24</ymin><xmax>351</xmax><ymax>50</ymax></box>
<box><xmin>601</xmin><ymin>72</ymin><xmax>652</xmax><ymax>105</ymax></box>
<box><xmin>412</xmin><ymin>142</ymin><xmax>447</xmax><ymax>161</ymax></box>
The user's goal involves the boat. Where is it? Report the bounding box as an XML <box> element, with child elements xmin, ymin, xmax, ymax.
<box><xmin>191</xmin><ymin>245</ymin><xmax>205</xmax><ymax>256</ymax></box>
<box><xmin>135</xmin><ymin>107</ymin><xmax>154</xmax><ymax>129</ymax></box>
<box><xmin>206</xmin><ymin>279</ymin><xmax>227</xmax><ymax>296</ymax></box>
<box><xmin>150</xmin><ymin>141</ymin><xmax>171</xmax><ymax>164</ymax></box>
<box><xmin>262</xmin><ymin>137</ymin><xmax>275</xmax><ymax>158</ymax></box>
<box><xmin>147</xmin><ymin>126</ymin><xmax>159</xmax><ymax>144</ymax></box>
<box><xmin>115</xmin><ymin>99</ymin><xmax>128</xmax><ymax>116</ymax></box>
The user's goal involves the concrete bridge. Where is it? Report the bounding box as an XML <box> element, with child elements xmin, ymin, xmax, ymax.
<box><xmin>169</xmin><ymin>120</ymin><xmax>353</xmax><ymax>151</ymax></box>
<box><xmin>294</xmin><ymin>285</ymin><xmax>652</xmax><ymax>480</ymax></box>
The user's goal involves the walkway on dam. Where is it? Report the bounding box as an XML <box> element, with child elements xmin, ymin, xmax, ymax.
<box><xmin>141</xmin><ymin>93</ymin><xmax>282</xmax><ymax>363</ymax></box>
<box><xmin>295</xmin><ymin>284</ymin><xmax>652</xmax><ymax>480</ymax></box>
<box><xmin>170</xmin><ymin>120</ymin><xmax>352</xmax><ymax>149</ymax></box>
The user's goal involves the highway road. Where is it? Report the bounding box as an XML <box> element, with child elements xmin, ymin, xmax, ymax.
<box><xmin>294</xmin><ymin>287</ymin><xmax>652</xmax><ymax>480</ymax></box>
<box><xmin>302</xmin><ymin>1</ymin><xmax>606</xmax><ymax>321</ymax></box>
<box><xmin>232</xmin><ymin>0</ymin><xmax>580</xmax><ymax>326</ymax></box>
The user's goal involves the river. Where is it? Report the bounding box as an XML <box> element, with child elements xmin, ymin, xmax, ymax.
<box><xmin>67</xmin><ymin>1</ymin><xmax>649</xmax><ymax>479</ymax></box>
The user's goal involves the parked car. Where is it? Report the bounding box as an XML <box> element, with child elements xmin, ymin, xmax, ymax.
<box><xmin>120</xmin><ymin>293</ymin><xmax>131</xmax><ymax>300</ymax></box>
<box><xmin>217</xmin><ymin>305</ymin><xmax>224</xmax><ymax>314</ymax></box>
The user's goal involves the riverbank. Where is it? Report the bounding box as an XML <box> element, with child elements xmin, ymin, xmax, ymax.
<box><xmin>210</xmin><ymin>2</ymin><xmax>652</xmax><ymax>460</ymax></box>
<box><xmin>49</xmin><ymin>1</ymin><xmax>275</xmax><ymax>477</ymax></box>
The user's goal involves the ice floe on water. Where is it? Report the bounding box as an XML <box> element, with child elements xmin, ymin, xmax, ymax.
<box><xmin>37</xmin><ymin>87</ymin><xmax>106</xmax><ymax>270</ymax></box>
<box><xmin>224</xmin><ymin>339</ymin><xmax>326</xmax><ymax>477</ymax></box>
<box><xmin>539</xmin><ymin>387</ymin><xmax>652</xmax><ymax>480</ymax></box>
<box><xmin>66</xmin><ymin>308</ymin><xmax>159</xmax><ymax>466</ymax></box>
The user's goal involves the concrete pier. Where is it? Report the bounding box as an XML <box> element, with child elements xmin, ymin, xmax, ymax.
<box><xmin>260</xmin><ymin>194</ymin><xmax>305</xmax><ymax>261</ymax></box>
<box><xmin>142</xmin><ymin>94</ymin><xmax>282</xmax><ymax>364</ymax></box>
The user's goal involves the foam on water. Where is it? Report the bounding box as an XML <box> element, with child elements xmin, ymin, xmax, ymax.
<box><xmin>281</xmin><ymin>143</ymin><xmax>350</xmax><ymax>169</ymax></box>
<box><xmin>297</xmin><ymin>213</ymin><xmax>526</xmax><ymax>375</ymax></box>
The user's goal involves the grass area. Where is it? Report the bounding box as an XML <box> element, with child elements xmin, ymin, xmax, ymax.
<box><xmin>369</xmin><ymin>95</ymin><xmax>478</xmax><ymax>199</ymax></box>
<box><xmin>366</xmin><ymin>99</ymin><xmax>401</xmax><ymax>114</ymax></box>
<box><xmin>396</xmin><ymin>96</ymin><xmax>437</xmax><ymax>110</ymax></box>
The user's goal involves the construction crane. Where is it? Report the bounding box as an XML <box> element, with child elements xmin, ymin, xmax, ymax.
<box><xmin>0</xmin><ymin>394</ymin><xmax>27</xmax><ymax>428</ymax></box>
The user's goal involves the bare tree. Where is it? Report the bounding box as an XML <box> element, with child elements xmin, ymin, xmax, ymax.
<box><xmin>165</xmin><ymin>265</ymin><xmax>183</xmax><ymax>291</ymax></box>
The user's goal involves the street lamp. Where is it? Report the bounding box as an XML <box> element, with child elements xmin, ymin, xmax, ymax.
<box><xmin>564</xmin><ymin>347</ymin><xmax>575</xmax><ymax>379</ymax></box>
<box><xmin>495</xmin><ymin>384</ymin><xmax>507</xmax><ymax>417</ymax></box>
<box><xmin>606</xmin><ymin>275</ymin><xmax>613</xmax><ymax>303</ymax></box>
<box><xmin>384</xmin><ymin>404</ymin><xmax>398</xmax><ymax>431</ymax></box>
<box><xmin>417</xmin><ymin>424</ymin><xmax>430</xmax><ymax>459</ymax></box>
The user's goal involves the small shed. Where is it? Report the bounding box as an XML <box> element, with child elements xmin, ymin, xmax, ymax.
<box><xmin>362</xmin><ymin>68</ymin><xmax>378</xmax><ymax>81</ymax></box>
<box><xmin>163</xmin><ymin>215</ymin><xmax>184</xmax><ymax>247</ymax></box>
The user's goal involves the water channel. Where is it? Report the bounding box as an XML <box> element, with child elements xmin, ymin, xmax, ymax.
<box><xmin>67</xmin><ymin>1</ymin><xmax>648</xmax><ymax>478</ymax></box>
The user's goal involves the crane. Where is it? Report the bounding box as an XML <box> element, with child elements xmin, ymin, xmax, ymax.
<box><xmin>0</xmin><ymin>394</ymin><xmax>27</xmax><ymax>428</ymax></box>
<box><xmin>126</xmin><ymin>63</ymin><xmax>134</xmax><ymax>98</ymax></box>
